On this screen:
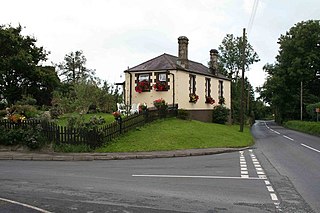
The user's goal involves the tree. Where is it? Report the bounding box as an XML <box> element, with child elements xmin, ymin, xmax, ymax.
<box><xmin>57</xmin><ymin>50</ymin><xmax>97</xmax><ymax>84</ymax></box>
<box><xmin>218</xmin><ymin>34</ymin><xmax>260</xmax><ymax>80</ymax></box>
<box><xmin>217</xmin><ymin>33</ymin><xmax>260</xmax><ymax>123</ymax></box>
<box><xmin>0</xmin><ymin>25</ymin><xmax>51</xmax><ymax>105</ymax></box>
<box><xmin>259</xmin><ymin>20</ymin><xmax>320</xmax><ymax>123</ymax></box>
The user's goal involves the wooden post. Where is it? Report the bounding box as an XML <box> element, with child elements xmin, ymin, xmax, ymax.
<box><xmin>240</xmin><ymin>28</ymin><xmax>246</xmax><ymax>132</ymax></box>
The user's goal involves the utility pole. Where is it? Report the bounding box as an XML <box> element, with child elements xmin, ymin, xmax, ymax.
<box><xmin>240</xmin><ymin>28</ymin><xmax>246</xmax><ymax>132</ymax></box>
<box><xmin>300</xmin><ymin>81</ymin><xmax>303</xmax><ymax>121</ymax></box>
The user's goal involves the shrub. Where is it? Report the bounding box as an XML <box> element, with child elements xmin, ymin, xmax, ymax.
<box><xmin>306</xmin><ymin>102</ymin><xmax>320</xmax><ymax>121</ymax></box>
<box><xmin>0</xmin><ymin>110</ymin><xmax>7</xmax><ymax>118</ymax></box>
<box><xmin>212</xmin><ymin>105</ymin><xmax>230</xmax><ymax>124</ymax></box>
<box><xmin>88</xmin><ymin>104</ymin><xmax>98</xmax><ymax>113</ymax></box>
<box><xmin>16</xmin><ymin>96</ymin><xmax>37</xmax><ymax>106</ymax></box>
<box><xmin>49</xmin><ymin>106</ymin><xmax>63</xmax><ymax>119</ymax></box>
<box><xmin>10</xmin><ymin>105</ymin><xmax>38</xmax><ymax>118</ymax></box>
<box><xmin>177</xmin><ymin>109</ymin><xmax>189</xmax><ymax>120</ymax></box>
<box><xmin>0</xmin><ymin>124</ymin><xmax>46</xmax><ymax>149</ymax></box>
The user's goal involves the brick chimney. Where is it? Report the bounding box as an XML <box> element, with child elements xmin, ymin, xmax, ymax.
<box><xmin>177</xmin><ymin>36</ymin><xmax>189</xmax><ymax>69</ymax></box>
<box><xmin>209</xmin><ymin>49</ymin><xmax>219</xmax><ymax>75</ymax></box>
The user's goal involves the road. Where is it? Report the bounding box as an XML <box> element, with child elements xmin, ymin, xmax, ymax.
<box><xmin>0</xmin><ymin>120</ymin><xmax>318</xmax><ymax>212</ymax></box>
<box><xmin>252</xmin><ymin>120</ymin><xmax>320</xmax><ymax>212</ymax></box>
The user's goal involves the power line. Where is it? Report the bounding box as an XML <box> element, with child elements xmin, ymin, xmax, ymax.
<box><xmin>247</xmin><ymin>0</ymin><xmax>259</xmax><ymax>36</ymax></box>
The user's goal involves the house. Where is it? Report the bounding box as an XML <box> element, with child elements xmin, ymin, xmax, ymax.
<box><xmin>123</xmin><ymin>36</ymin><xmax>231</xmax><ymax>122</ymax></box>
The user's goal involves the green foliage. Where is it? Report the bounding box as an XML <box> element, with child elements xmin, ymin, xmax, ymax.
<box><xmin>52</xmin><ymin>80</ymin><xmax>118</xmax><ymax>114</ymax></box>
<box><xmin>96</xmin><ymin>118</ymin><xmax>253</xmax><ymax>152</ymax></box>
<box><xmin>10</xmin><ymin>104</ymin><xmax>39</xmax><ymax>118</ymax></box>
<box><xmin>218</xmin><ymin>33</ymin><xmax>260</xmax><ymax>80</ymax></box>
<box><xmin>16</xmin><ymin>95</ymin><xmax>37</xmax><ymax>106</ymax></box>
<box><xmin>49</xmin><ymin>106</ymin><xmax>63</xmax><ymax>119</ymax></box>
<box><xmin>0</xmin><ymin>110</ymin><xmax>7</xmax><ymax>118</ymax></box>
<box><xmin>284</xmin><ymin>120</ymin><xmax>320</xmax><ymax>136</ymax></box>
<box><xmin>306</xmin><ymin>102</ymin><xmax>320</xmax><ymax>121</ymax></box>
<box><xmin>259</xmin><ymin>20</ymin><xmax>320</xmax><ymax>123</ymax></box>
<box><xmin>57</xmin><ymin>50</ymin><xmax>98</xmax><ymax>84</ymax></box>
<box><xmin>212</xmin><ymin>105</ymin><xmax>230</xmax><ymax>124</ymax></box>
<box><xmin>0</xmin><ymin>25</ymin><xmax>60</xmax><ymax>105</ymax></box>
<box><xmin>0</xmin><ymin>124</ymin><xmax>46</xmax><ymax>149</ymax></box>
<box><xmin>177</xmin><ymin>109</ymin><xmax>189</xmax><ymax>120</ymax></box>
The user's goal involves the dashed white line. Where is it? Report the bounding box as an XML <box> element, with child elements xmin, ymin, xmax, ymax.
<box><xmin>283</xmin><ymin>135</ymin><xmax>294</xmax><ymax>141</ymax></box>
<box><xmin>270</xmin><ymin>193</ymin><xmax>278</xmax><ymax>201</ymax></box>
<box><xmin>0</xmin><ymin>197</ymin><xmax>52</xmax><ymax>213</ymax></box>
<box><xmin>249</xmin><ymin>149</ymin><xmax>281</xmax><ymax>210</ymax></box>
<box><xmin>301</xmin><ymin>143</ymin><xmax>320</xmax><ymax>153</ymax></box>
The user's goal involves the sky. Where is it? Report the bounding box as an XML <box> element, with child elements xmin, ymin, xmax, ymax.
<box><xmin>1</xmin><ymin>0</ymin><xmax>319</xmax><ymax>92</ymax></box>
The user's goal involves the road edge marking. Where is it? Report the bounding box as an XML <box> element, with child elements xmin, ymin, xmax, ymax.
<box><xmin>0</xmin><ymin>197</ymin><xmax>52</xmax><ymax>213</ymax></box>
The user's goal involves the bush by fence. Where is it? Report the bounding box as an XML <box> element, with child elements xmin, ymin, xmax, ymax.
<box><xmin>0</xmin><ymin>105</ymin><xmax>178</xmax><ymax>149</ymax></box>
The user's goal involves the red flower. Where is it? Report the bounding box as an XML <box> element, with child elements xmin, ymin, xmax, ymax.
<box><xmin>205</xmin><ymin>96</ymin><xmax>215</xmax><ymax>105</ymax></box>
<box><xmin>153</xmin><ymin>81</ymin><xmax>168</xmax><ymax>91</ymax></box>
<box><xmin>135</xmin><ymin>80</ymin><xmax>150</xmax><ymax>93</ymax></box>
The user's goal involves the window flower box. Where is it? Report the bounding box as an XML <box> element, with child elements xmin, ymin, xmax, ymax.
<box><xmin>135</xmin><ymin>80</ymin><xmax>150</xmax><ymax>93</ymax></box>
<box><xmin>153</xmin><ymin>81</ymin><xmax>169</xmax><ymax>91</ymax></box>
<box><xmin>205</xmin><ymin>96</ymin><xmax>215</xmax><ymax>105</ymax></box>
<box><xmin>189</xmin><ymin>93</ymin><xmax>199</xmax><ymax>103</ymax></box>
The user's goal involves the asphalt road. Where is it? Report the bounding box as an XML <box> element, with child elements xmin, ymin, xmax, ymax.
<box><xmin>0</xmin><ymin>120</ymin><xmax>318</xmax><ymax>212</ymax></box>
<box><xmin>252</xmin><ymin>120</ymin><xmax>320</xmax><ymax>212</ymax></box>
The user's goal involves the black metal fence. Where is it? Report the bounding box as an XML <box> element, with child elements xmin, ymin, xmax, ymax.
<box><xmin>0</xmin><ymin>105</ymin><xmax>178</xmax><ymax>148</ymax></box>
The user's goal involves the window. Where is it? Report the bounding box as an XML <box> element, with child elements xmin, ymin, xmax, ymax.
<box><xmin>158</xmin><ymin>73</ymin><xmax>167</xmax><ymax>82</ymax></box>
<box><xmin>218</xmin><ymin>80</ymin><xmax>224</xmax><ymax>98</ymax></box>
<box><xmin>205</xmin><ymin>78</ymin><xmax>211</xmax><ymax>97</ymax></box>
<box><xmin>189</xmin><ymin>75</ymin><xmax>196</xmax><ymax>94</ymax></box>
<box><xmin>135</xmin><ymin>73</ymin><xmax>151</xmax><ymax>93</ymax></box>
<box><xmin>138</xmin><ymin>74</ymin><xmax>150</xmax><ymax>82</ymax></box>
<box><xmin>154</xmin><ymin>72</ymin><xmax>169</xmax><ymax>91</ymax></box>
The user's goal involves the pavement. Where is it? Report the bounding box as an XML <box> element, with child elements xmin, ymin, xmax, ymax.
<box><xmin>0</xmin><ymin>147</ymin><xmax>249</xmax><ymax>161</ymax></box>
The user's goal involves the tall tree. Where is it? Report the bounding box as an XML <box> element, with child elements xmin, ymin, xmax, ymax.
<box><xmin>58</xmin><ymin>50</ymin><xmax>97</xmax><ymax>83</ymax></box>
<box><xmin>0</xmin><ymin>24</ymin><xmax>53</xmax><ymax>105</ymax></box>
<box><xmin>217</xmin><ymin>33</ymin><xmax>260</xmax><ymax>123</ymax></box>
<box><xmin>259</xmin><ymin>20</ymin><xmax>320</xmax><ymax>123</ymax></box>
<box><xmin>218</xmin><ymin>34</ymin><xmax>260</xmax><ymax>80</ymax></box>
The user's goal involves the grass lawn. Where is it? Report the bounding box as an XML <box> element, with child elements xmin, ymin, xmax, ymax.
<box><xmin>55</xmin><ymin>112</ymin><xmax>115</xmax><ymax>126</ymax></box>
<box><xmin>96</xmin><ymin>118</ymin><xmax>254</xmax><ymax>152</ymax></box>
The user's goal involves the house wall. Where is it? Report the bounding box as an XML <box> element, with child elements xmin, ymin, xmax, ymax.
<box><xmin>124</xmin><ymin>70</ymin><xmax>231</xmax><ymax>122</ymax></box>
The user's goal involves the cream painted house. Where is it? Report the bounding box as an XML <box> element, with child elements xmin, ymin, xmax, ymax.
<box><xmin>123</xmin><ymin>36</ymin><xmax>231</xmax><ymax>122</ymax></box>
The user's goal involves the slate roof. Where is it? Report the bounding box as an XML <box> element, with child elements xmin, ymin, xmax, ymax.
<box><xmin>125</xmin><ymin>53</ymin><xmax>230</xmax><ymax>80</ymax></box>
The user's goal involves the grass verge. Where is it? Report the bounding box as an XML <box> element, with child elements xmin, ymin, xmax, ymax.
<box><xmin>284</xmin><ymin>120</ymin><xmax>320</xmax><ymax>136</ymax></box>
<box><xmin>96</xmin><ymin>118</ymin><xmax>253</xmax><ymax>153</ymax></box>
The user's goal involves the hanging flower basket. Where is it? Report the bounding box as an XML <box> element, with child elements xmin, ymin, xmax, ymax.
<box><xmin>205</xmin><ymin>96</ymin><xmax>215</xmax><ymax>105</ymax></box>
<box><xmin>153</xmin><ymin>81</ymin><xmax>169</xmax><ymax>91</ymax></box>
<box><xmin>189</xmin><ymin>93</ymin><xmax>199</xmax><ymax>103</ymax></box>
<box><xmin>135</xmin><ymin>80</ymin><xmax>150</xmax><ymax>93</ymax></box>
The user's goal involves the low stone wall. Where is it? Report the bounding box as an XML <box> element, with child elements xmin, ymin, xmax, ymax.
<box><xmin>187</xmin><ymin>109</ymin><xmax>213</xmax><ymax>123</ymax></box>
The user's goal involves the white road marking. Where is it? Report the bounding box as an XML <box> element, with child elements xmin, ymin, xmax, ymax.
<box><xmin>270</xmin><ymin>193</ymin><xmax>278</xmax><ymax>201</ymax></box>
<box><xmin>249</xmin><ymin>150</ymin><xmax>281</xmax><ymax>210</ymax></box>
<box><xmin>132</xmin><ymin>174</ymin><xmax>263</xmax><ymax>180</ymax></box>
<box><xmin>283</xmin><ymin>135</ymin><xmax>294</xmax><ymax>141</ymax></box>
<box><xmin>266</xmin><ymin>186</ymin><xmax>275</xmax><ymax>192</ymax></box>
<box><xmin>301</xmin><ymin>143</ymin><xmax>320</xmax><ymax>153</ymax></box>
<box><xmin>0</xmin><ymin>197</ymin><xmax>52</xmax><ymax>213</ymax></box>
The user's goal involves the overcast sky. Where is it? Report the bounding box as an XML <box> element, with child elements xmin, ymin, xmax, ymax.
<box><xmin>1</xmin><ymin>0</ymin><xmax>319</xmax><ymax>91</ymax></box>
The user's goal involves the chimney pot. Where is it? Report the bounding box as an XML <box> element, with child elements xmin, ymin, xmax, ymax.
<box><xmin>210</xmin><ymin>49</ymin><xmax>219</xmax><ymax>75</ymax></box>
<box><xmin>177</xmin><ymin>36</ymin><xmax>189</xmax><ymax>69</ymax></box>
